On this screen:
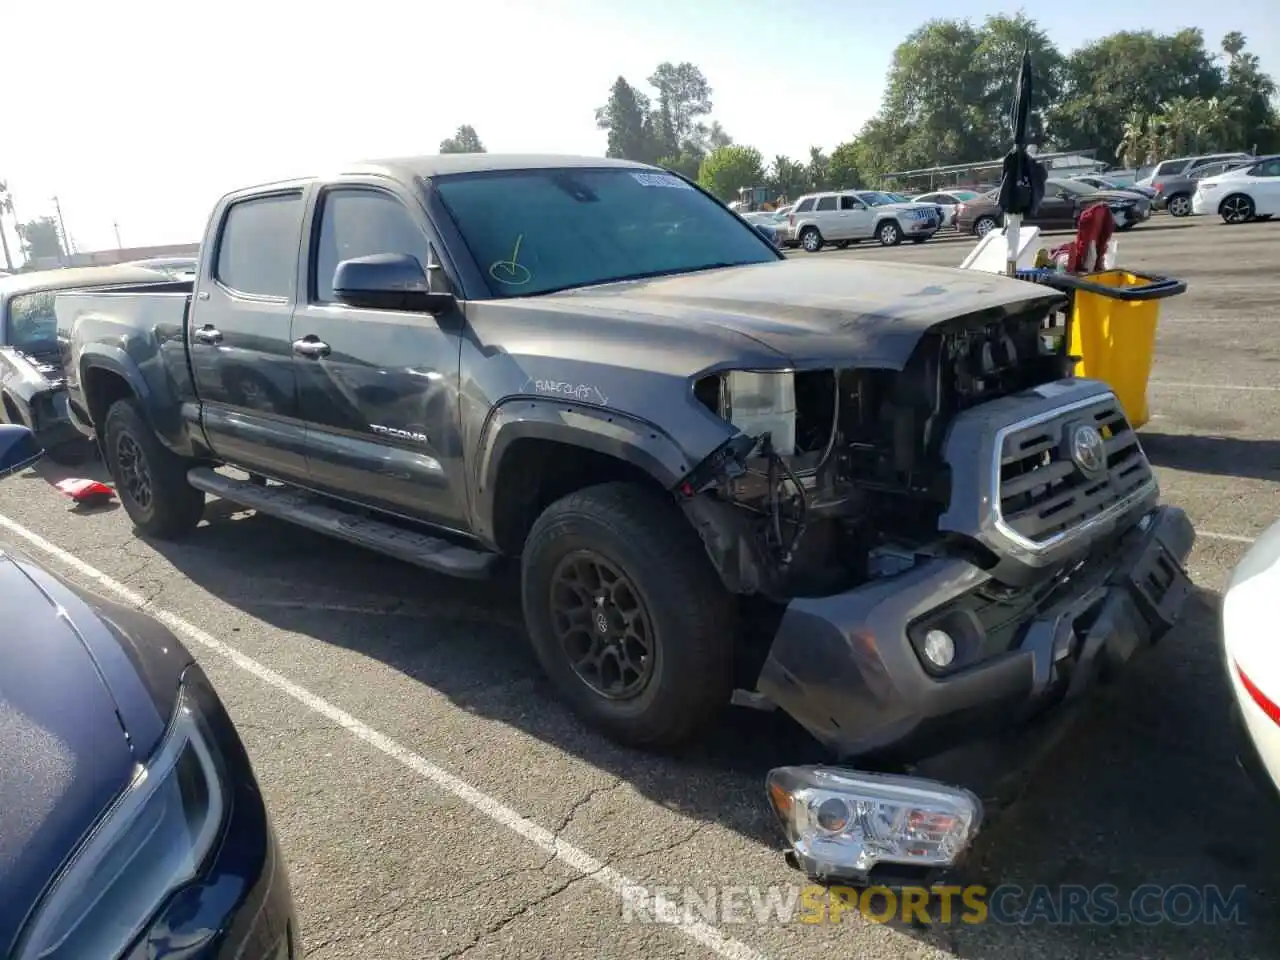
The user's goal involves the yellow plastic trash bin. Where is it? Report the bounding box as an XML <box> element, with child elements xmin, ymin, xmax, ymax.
<box><xmin>1060</xmin><ymin>270</ymin><xmax>1187</xmax><ymax>429</ymax></box>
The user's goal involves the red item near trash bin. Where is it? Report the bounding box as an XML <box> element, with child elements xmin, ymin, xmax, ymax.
<box><xmin>1067</xmin><ymin>204</ymin><xmax>1115</xmax><ymax>273</ymax></box>
<box><xmin>55</xmin><ymin>478</ymin><xmax>116</xmax><ymax>504</ymax></box>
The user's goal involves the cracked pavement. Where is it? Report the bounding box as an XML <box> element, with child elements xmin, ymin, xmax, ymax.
<box><xmin>2</xmin><ymin>217</ymin><xmax>1279</xmax><ymax>959</ymax></box>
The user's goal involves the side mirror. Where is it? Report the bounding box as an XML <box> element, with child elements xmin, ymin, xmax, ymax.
<box><xmin>332</xmin><ymin>253</ymin><xmax>456</xmax><ymax>315</ymax></box>
<box><xmin>0</xmin><ymin>424</ymin><xmax>44</xmax><ymax>478</ymax></box>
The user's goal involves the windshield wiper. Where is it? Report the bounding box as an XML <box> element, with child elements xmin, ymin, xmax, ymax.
<box><xmin>516</xmin><ymin>261</ymin><xmax>754</xmax><ymax>298</ymax></box>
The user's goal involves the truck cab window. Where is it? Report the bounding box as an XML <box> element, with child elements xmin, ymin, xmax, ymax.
<box><xmin>214</xmin><ymin>193</ymin><xmax>304</xmax><ymax>299</ymax></box>
<box><xmin>313</xmin><ymin>189</ymin><xmax>430</xmax><ymax>303</ymax></box>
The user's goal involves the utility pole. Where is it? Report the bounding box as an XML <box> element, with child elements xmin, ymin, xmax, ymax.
<box><xmin>51</xmin><ymin>195</ymin><xmax>71</xmax><ymax>264</ymax></box>
<box><xmin>113</xmin><ymin>221</ymin><xmax>123</xmax><ymax>249</ymax></box>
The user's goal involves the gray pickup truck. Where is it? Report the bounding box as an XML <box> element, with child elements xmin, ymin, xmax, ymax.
<box><xmin>55</xmin><ymin>154</ymin><xmax>1195</xmax><ymax>882</ymax></box>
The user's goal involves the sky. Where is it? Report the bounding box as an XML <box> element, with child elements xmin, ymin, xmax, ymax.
<box><xmin>2</xmin><ymin>0</ymin><xmax>1276</xmax><ymax>258</ymax></box>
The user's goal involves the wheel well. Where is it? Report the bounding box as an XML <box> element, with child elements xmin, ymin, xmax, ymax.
<box><xmin>82</xmin><ymin>366</ymin><xmax>136</xmax><ymax>439</ymax></box>
<box><xmin>876</xmin><ymin>217</ymin><xmax>900</xmax><ymax>230</ymax></box>
<box><xmin>491</xmin><ymin>438</ymin><xmax>667</xmax><ymax>555</ymax></box>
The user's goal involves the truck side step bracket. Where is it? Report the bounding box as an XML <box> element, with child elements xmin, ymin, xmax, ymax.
<box><xmin>187</xmin><ymin>467</ymin><xmax>497</xmax><ymax>579</ymax></box>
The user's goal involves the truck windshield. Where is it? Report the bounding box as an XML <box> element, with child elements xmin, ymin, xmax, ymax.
<box><xmin>433</xmin><ymin>167</ymin><xmax>779</xmax><ymax>297</ymax></box>
<box><xmin>5</xmin><ymin>291</ymin><xmax>57</xmax><ymax>353</ymax></box>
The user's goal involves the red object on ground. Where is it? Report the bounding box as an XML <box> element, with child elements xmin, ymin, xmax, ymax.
<box><xmin>55</xmin><ymin>478</ymin><xmax>116</xmax><ymax>502</ymax></box>
<box><xmin>1067</xmin><ymin>203</ymin><xmax>1115</xmax><ymax>273</ymax></box>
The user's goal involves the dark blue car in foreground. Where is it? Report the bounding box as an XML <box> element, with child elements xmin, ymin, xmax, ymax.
<box><xmin>0</xmin><ymin>424</ymin><xmax>297</xmax><ymax>959</ymax></box>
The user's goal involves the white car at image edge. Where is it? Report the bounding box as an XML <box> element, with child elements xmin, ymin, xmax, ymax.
<box><xmin>1222</xmin><ymin>521</ymin><xmax>1280</xmax><ymax>804</ymax></box>
<box><xmin>1191</xmin><ymin>154</ymin><xmax>1280</xmax><ymax>223</ymax></box>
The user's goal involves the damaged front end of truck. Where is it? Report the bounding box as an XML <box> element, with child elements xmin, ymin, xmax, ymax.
<box><xmin>673</xmin><ymin>289</ymin><xmax>1195</xmax><ymax>886</ymax></box>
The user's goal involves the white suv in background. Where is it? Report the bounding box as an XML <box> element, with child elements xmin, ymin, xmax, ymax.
<box><xmin>787</xmin><ymin>190</ymin><xmax>942</xmax><ymax>250</ymax></box>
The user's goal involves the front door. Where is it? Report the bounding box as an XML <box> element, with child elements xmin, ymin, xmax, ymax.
<box><xmin>191</xmin><ymin>189</ymin><xmax>309</xmax><ymax>481</ymax></box>
<box><xmin>292</xmin><ymin>183</ymin><xmax>468</xmax><ymax>530</ymax></box>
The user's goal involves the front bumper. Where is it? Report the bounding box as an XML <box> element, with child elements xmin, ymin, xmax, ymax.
<box><xmin>757</xmin><ymin>505</ymin><xmax>1195</xmax><ymax>762</ymax></box>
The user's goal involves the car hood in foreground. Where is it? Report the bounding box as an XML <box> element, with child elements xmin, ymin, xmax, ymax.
<box><xmin>0</xmin><ymin>551</ymin><xmax>192</xmax><ymax>956</ymax></box>
<box><xmin>1084</xmin><ymin>189</ymin><xmax>1148</xmax><ymax>205</ymax></box>
<box><xmin>523</xmin><ymin>258</ymin><xmax>1064</xmax><ymax>369</ymax></box>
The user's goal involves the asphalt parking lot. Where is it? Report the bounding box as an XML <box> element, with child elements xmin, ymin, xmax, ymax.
<box><xmin>3</xmin><ymin>214</ymin><xmax>1279</xmax><ymax>960</ymax></box>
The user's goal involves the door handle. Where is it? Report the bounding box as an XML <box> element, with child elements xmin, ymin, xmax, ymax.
<box><xmin>292</xmin><ymin>337</ymin><xmax>331</xmax><ymax>359</ymax></box>
<box><xmin>193</xmin><ymin>324</ymin><xmax>222</xmax><ymax>344</ymax></box>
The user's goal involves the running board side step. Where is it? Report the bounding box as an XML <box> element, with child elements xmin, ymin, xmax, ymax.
<box><xmin>186</xmin><ymin>467</ymin><xmax>497</xmax><ymax>579</ymax></box>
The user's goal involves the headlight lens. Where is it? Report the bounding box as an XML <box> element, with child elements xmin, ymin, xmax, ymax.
<box><xmin>721</xmin><ymin>370</ymin><xmax>796</xmax><ymax>456</ymax></box>
<box><xmin>767</xmin><ymin>766</ymin><xmax>981</xmax><ymax>879</ymax></box>
<box><xmin>16</xmin><ymin>684</ymin><xmax>228</xmax><ymax>960</ymax></box>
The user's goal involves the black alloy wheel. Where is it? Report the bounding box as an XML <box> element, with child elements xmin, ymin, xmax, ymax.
<box><xmin>549</xmin><ymin>549</ymin><xmax>655</xmax><ymax>700</ymax></box>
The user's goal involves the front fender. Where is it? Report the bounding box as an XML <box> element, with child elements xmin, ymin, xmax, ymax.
<box><xmin>470</xmin><ymin>397</ymin><xmax>697</xmax><ymax>543</ymax></box>
<box><xmin>77</xmin><ymin>344</ymin><xmax>194</xmax><ymax>455</ymax></box>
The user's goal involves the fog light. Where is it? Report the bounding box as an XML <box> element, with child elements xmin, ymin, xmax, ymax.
<box><xmin>766</xmin><ymin>767</ymin><xmax>982</xmax><ymax>880</ymax></box>
<box><xmin>923</xmin><ymin>629</ymin><xmax>956</xmax><ymax>668</ymax></box>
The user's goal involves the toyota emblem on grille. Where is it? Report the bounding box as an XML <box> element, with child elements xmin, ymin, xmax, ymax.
<box><xmin>1070</xmin><ymin>424</ymin><xmax>1106</xmax><ymax>473</ymax></box>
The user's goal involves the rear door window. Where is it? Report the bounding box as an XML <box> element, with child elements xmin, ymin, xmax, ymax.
<box><xmin>794</xmin><ymin>198</ymin><xmax>815</xmax><ymax>213</ymax></box>
<box><xmin>1155</xmin><ymin>160</ymin><xmax>1191</xmax><ymax>177</ymax></box>
<box><xmin>214</xmin><ymin>192</ymin><xmax>305</xmax><ymax>299</ymax></box>
<box><xmin>814</xmin><ymin>196</ymin><xmax>837</xmax><ymax>212</ymax></box>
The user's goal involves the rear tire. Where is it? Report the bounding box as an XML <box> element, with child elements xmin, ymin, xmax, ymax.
<box><xmin>1166</xmin><ymin>193</ymin><xmax>1192</xmax><ymax>218</ymax></box>
<box><xmin>103</xmin><ymin>398</ymin><xmax>205</xmax><ymax>539</ymax></box>
<box><xmin>521</xmin><ymin>481</ymin><xmax>734</xmax><ymax>749</ymax></box>
<box><xmin>1220</xmin><ymin>194</ymin><xmax>1255</xmax><ymax>224</ymax></box>
<box><xmin>799</xmin><ymin>227</ymin><xmax>823</xmax><ymax>252</ymax></box>
<box><xmin>974</xmin><ymin>215</ymin><xmax>997</xmax><ymax>237</ymax></box>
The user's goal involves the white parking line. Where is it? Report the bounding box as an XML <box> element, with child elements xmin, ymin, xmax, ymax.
<box><xmin>0</xmin><ymin>513</ymin><xmax>771</xmax><ymax>960</ymax></box>
<box><xmin>1149</xmin><ymin>380</ymin><xmax>1280</xmax><ymax>393</ymax></box>
<box><xmin>1197</xmin><ymin>530</ymin><xmax>1258</xmax><ymax>544</ymax></box>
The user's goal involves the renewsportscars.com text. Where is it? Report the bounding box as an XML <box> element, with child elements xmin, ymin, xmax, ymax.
<box><xmin>620</xmin><ymin>883</ymin><xmax>1249</xmax><ymax>927</ymax></box>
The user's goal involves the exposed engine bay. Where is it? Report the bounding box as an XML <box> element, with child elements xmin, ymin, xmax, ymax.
<box><xmin>683</xmin><ymin>301</ymin><xmax>1075</xmax><ymax>601</ymax></box>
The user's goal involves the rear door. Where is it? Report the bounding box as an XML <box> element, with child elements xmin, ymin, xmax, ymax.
<box><xmin>292</xmin><ymin>179</ymin><xmax>469</xmax><ymax>529</ymax></box>
<box><xmin>191</xmin><ymin>188</ymin><xmax>309</xmax><ymax>481</ymax></box>
<box><xmin>811</xmin><ymin>195</ymin><xmax>842</xmax><ymax>238</ymax></box>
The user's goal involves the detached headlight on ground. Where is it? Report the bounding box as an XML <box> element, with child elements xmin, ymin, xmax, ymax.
<box><xmin>766</xmin><ymin>766</ymin><xmax>982</xmax><ymax>881</ymax></box>
<box><xmin>16</xmin><ymin>684</ymin><xmax>228</xmax><ymax>960</ymax></box>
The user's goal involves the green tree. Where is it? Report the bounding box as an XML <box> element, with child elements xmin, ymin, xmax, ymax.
<box><xmin>647</xmin><ymin>62</ymin><xmax>712</xmax><ymax>158</ymax></box>
<box><xmin>17</xmin><ymin>217</ymin><xmax>63</xmax><ymax>262</ymax></box>
<box><xmin>1220</xmin><ymin>33</ymin><xmax>1279</xmax><ymax>152</ymax></box>
<box><xmin>439</xmin><ymin>124</ymin><xmax>486</xmax><ymax>154</ymax></box>
<box><xmin>826</xmin><ymin>142</ymin><xmax>862</xmax><ymax>189</ymax></box>
<box><xmin>1052</xmin><ymin>29</ymin><xmax>1222</xmax><ymax>161</ymax></box>
<box><xmin>804</xmin><ymin>147</ymin><xmax>831</xmax><ymax>191</ymax></box>
<box><xmin>1116</xmin><ymin>111</ymin><xmax>1148</xmax><ymax>167</ymax></box>
<box><xmin>596</xmin><ymin>77</ymin><xmax>659</xmax><ymax>162</ymax></box>
<box><xmin>767</xmin><ymin>155</ymin><xmax>808</xmax><ymax>200</ymax></box>
<box><xmin>697</xmin><ymin>145</ymin><xmax>765</xmax><ymax>202</ymax></box>
<box><xmin>973</xmin><ymin>14</ymin><xmax>1064</xmax><ymax>146</ymax></box>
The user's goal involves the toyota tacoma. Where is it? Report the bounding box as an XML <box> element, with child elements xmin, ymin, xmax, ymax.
<box><xmin>54</xmin><ymin>155</ymin><xmax>1195</xmax><ymax>882</ymax></box>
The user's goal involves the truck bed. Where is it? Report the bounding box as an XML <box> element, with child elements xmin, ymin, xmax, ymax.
<box><xmin>54</xmin><ymin>280</ymin><xmax>197</xmax><ymax>439</ymax></box>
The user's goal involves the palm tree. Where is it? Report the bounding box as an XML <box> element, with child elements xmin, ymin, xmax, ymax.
<box><xmin>1116</xmin><ymin>112</ymin><xmax>1147</xmax><ymax>169</ymax></box>
<box><xmin>0</xmin><ymin>181</ymin><xmax>14</xmax><ymax>272</ymax></box>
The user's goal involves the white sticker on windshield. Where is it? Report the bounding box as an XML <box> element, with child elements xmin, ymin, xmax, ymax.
<box><xmin>631</xmin><ymin>172</ymin><xmax>693</xmax><ymax>190</ymax></box>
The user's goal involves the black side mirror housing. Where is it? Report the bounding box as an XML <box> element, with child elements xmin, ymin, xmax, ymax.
<box><xmin>332</xmin><ymin>253</ymin><xmax>456</xmax><ymax>315</ymax></box>
<box><xmin>0</xmin><ymin>423</ymin><xmax>44</xmax><ymax>478</ymax></box>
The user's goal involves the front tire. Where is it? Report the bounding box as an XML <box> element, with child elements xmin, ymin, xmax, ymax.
<box><xmin>877</xmin><ymin>220</ymin><xmax>903</xmax><ymax>246</ymax></box>
<box><xmin>521</xmin><ymin>481</ymin><xmax>734</xmax><ymax>749</ymax></box>
<box><xmin>103</xmin><ymin>398</ymin><xmax>205</xmax><ymax>539</ymax></box>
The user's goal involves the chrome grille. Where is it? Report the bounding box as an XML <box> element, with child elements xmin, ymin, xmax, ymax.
<box><xmin>995</xmin><ymin>396</ymin><xmax>1154</xmax><ymax>547</ymax></box>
